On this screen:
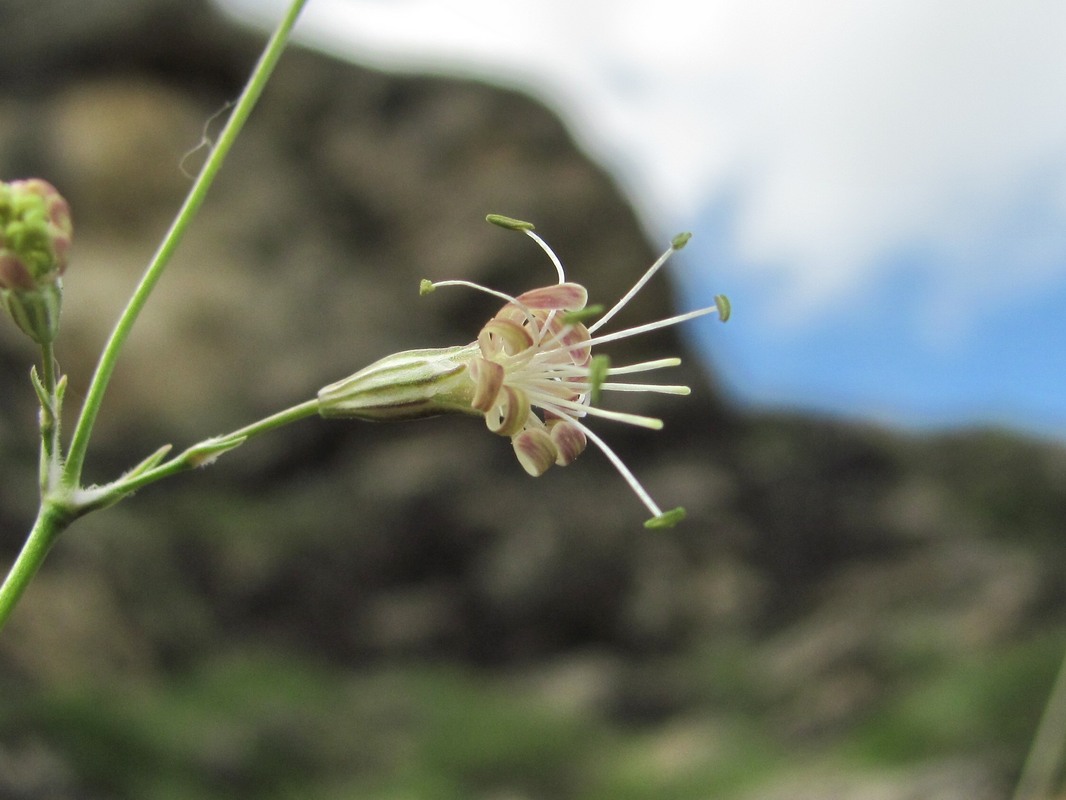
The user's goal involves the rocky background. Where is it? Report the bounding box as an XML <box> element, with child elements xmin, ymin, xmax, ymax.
<box><xmin>1</xmin><ymin>1</ymin><xmax>1066</xmax><ymax>798</ymax></box>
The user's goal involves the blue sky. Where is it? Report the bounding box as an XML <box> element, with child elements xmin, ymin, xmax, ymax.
<box><xmin>219</xmin><ymin>0</ymin><xmax>1066</xmax><ymax>441</ymax></box>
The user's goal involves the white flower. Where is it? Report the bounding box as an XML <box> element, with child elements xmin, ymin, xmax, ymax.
<box><xmin>318</xmin><ymin>215</ymin><xmax>729</xmax><ymax>528</ymax></box>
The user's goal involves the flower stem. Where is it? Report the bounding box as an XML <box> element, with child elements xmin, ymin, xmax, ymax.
<box><xmin>0</xmin><ymin>503</ymin><xmax>71</xmax><ymax>631</ymax></box>
<box><xmin>37</xmin><ymin>341</ymin><xmax>60</xmax><ymax>491</ymax></box>
<box><xmin>62</xmin><ymin>0</ymin><xmax>309</xmax><ymax>488</ymax></box>
<box><xmin>92</xmin><ymin>398</ymin><xmax>320</xmax><ymax>501</ymax></box>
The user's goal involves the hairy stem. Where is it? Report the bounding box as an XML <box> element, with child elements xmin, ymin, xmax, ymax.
<box><xmin>0</xmin><ymin>504</ymin><xmax>71</xmax><ymax>631</ymax></box>
<box><xmin>37</xmin><ymin>341</ymin><xmax>59</xmax><ymax>491</ymax></box>
<box><xmin>111</xmin><ymin>398</ymin><xmax>320</xmax><ymax>498</ymax></box>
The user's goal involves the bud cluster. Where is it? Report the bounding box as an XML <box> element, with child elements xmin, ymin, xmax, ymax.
<box><xmin>0</xmin><ymin>179</ymin><xmax>72</xmax><ymax>343</ymax></box>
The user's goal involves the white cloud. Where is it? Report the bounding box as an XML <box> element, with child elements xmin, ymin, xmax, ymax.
<box><xmin>217</xmin><ymin>0</ymin><xmax>1066</xmax><ymax>321</ymax></box>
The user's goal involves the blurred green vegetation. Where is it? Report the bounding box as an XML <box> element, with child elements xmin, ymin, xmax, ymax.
<box><xmin>5</xmin><ymin>627</ymin><xmax>1064</xmax><ymax>798</ymax></box>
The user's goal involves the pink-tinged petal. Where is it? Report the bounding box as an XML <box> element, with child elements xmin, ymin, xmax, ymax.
<box><xmin>540</xmin><ymin>314</ymin><xmax>592</xmax><ymax>364</ymax></box>
<box><xmin>562</xmin><ymin>323</ymin><xmax>591</xmax><ymax>365</ymax></box>
<box><xmin>478</xmin><ymin>317</ymin><xmax>533</xmax><ymax>357</ymax></box>
<box><xmin>0</xmin><ymin>254</ymin><xmax>35</xmax><ymax>290</ymax></box>
<box><xmin>485</xmin><ymin>385</ymin><xmax>530</xmax><ymax>437</ymax></box>
<box><xmin>469</xmin><ymin>356</ymin><xmax>504</xmax><ymax>412</ymax></box>
<box><xmin>548</xmin><ymin>419</ymin><xmax>587</xmax><ymax>466</ymax></box>
<box><xmin>512</xmin><ymin>428</ymin><xmax>557</xmax><ymax>476</ymax></box>
<box><xmin>515</xmin><ymin>282</ymin><xmax>588</xmax><ymax>311</ymax></box>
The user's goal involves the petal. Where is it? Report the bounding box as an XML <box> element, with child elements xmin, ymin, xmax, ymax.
<box><xmin>540</xmin><ymin>315</ymin><xmax>591</xmax><ymax>364</ymax></box>
<box><xmin>548</xmin><ymin>419</ymin><xmax>587</xmax><ymax>466</ymax></box>
<box><xmin>478</xmin><ymin>317</ymin><xmax>533</xmax><ymax>357</ymax></box>
<box><xmin>485</xmin><ymin>385</ymin><xmax>530</xmax><ymax>437</ymax></box>
<box><xmin>469</xmin><ymin>356</ymin><xmax>504</xmax><ymax>412</ymax></box>
<box><xmin>515</xmin><ymin>282</ymin><xmax>588</xmax><ymax>311</ymax></box>
<box><xmin>512</xmin><ymin>428</ymin><xmax>558</xmax><ymax>476</ymax></box>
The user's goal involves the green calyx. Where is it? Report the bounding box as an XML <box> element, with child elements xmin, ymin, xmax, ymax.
<box><xmin>0</xmin><ymin>283</ymin><xmax>63</xmax><ymax>344</ymax></box>
<box><xmin>318</xmin><ymin>344</ymin><xmax>480</xmax><ymax>422</ymax></box>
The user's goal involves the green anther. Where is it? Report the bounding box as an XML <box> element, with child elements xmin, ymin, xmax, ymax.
<box><xmin>644</xmin><ymin>506</ymin><xmax>687</xmax><ymax>529</ymax></box>
<box><xmin>714</xmin><ymin>294</ymin><xmax>731</xmax><ymax>322</ymax></box>
<box><xmin>588</xmin><ymin>354</ymin><xmax>610</xmax><ymax>405</ymax></box>
<box><xmin>419</xmin><ymin>279</ymin><xmax>436</xmax><ymax>296</ymax></box>
<box><xmin>562</xmin><ymin>304</ymin><xmax>604</xmax><ymax>325</ymax></box>
<box><xmin>485</xmin><ymin>214</ymin><xmax>536</xmax><ymax>232</ymax></box>
<box><xmin>671</xmin><ymin>232</ymin><xmax>692</xmax><ymax>250</ymax></box>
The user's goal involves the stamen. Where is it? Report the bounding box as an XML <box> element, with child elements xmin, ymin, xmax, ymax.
<box><xmin>587</xmin><ymin>354</ymin><xmax>609</xmax><ymax>404</ymax></box>
<box><xmin>523</xmin><ymin>230</ymin><xmax>567</xmax><ymax>283</ymax></box>
<box><xmin>607</xmin><ymin>358</ymin><xmax>682</xmax><ymax>374</ymax></box>
<box><xmin>562</xmin><ymin>304</ymin><xmax>604</xmax><ymax>325</ymax></box>
<box><xmin>586</xmin><ymin>305</ymin><xmax>721</xmax><ymax>348</ymax></box>
<box><xmin>527</xmin><ymin>357</ymin><xmax>681</xmax><ymax>379</ymax></box>
<box><xmin>600</xmin><ymin>383</ymin><xmax>690</xmax><ymax>395</ymax></box>
<box><xmin>715</xmin><ymin>294</ymin><xmax>732</xmax><ymax>322</ymax></box>
<box><xmin>485</xmin><ymin>214</ymin><xmax>536</xmax><ymax>232</ymax></box>
<box><xmin>537</xmin><ymin>395</ymin><xmax>664</xmax><ymax>430</ymax></box>
<box><xmin>588</xmin><ymin>243</ymin><xmax>677</xmax><ymax>333</ymax></box>
<box><xmin>645</xmin><ymin>507</ymin><xmax>687</xmax><ymax>529</ymax></box>
<box><xmin>426</xmin><ymin>279</ymin><xmax>519</xmax><ymax>307</ymax></box>
<box><xmin>426</xmin><ymin>279</ymin><xmax>542</xmax><ymax>332</ymax></box>
<box><xmin>576</xmin><ymin>421</ymin><xmax>664</xmax><ymax>518</ymax></box>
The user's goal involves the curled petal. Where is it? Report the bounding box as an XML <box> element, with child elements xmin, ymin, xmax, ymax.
<box><xmin>469</xmin><ymin>356</ymin><xmax>504</xmax><ymax>412</ymax></box>
<box><xmin>478</xmin><ymin>317</ymin><xmax>533</xmax><ymax>357</ymax></box>
<box><xmin>548</xmin><ymin>419</ymin><xmax>587</xmax><ymax>466</ymax></box>
<box><xmin>515</xmin><ymin>282</ymin><xmax>587</xmax><ymax>311</ymax></box>
<box><xmin>512</xmin><ymin>428</ymin><xmax>558</xmax><ymax>476</ymax></box>
<box><xmin>493</xmin><ymin>303</ymin><xmax>540</xmax><ymax>338</ymax></box>
<box><xmin>485</xmin><ymin>385</ymin><xmax>530</xmax><ymax>437</ymax></box>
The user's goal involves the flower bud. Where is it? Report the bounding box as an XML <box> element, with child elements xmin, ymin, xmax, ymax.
<box><xmin>318</xmin><ymin>344</ymin><xmax>480</xmax><ymax>421</ymax></box>
<box><xmin>0</xmin><ymin>179</ymin><xmax>73</xmax><ymax>343</ymax></box>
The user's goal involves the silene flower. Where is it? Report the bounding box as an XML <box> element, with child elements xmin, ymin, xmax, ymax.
<box><xmin>318</xmin><ymin>215</ymin><xmax>730</xmax><ymax>528</ymax></box>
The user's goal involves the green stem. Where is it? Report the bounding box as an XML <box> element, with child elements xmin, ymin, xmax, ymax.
<box><xmin>91</xmin><ymin>398</ymin><xmax>320</xmax><ymax>501</ymax></box>
<box><xmin>38</xmin><ymin>341</ymin><xmax>59</xmax><ymax>491</ymax></box>
<box><xmin>40</xmin><ymin>341</ymin><xmax>56</xmax><ymax>396</ymax></box>
<box><xmin>62</xmin><ymin>0</ymin><xmax>309</xmax><ymax>488</ymax></box>
<box><xmin>226</xmin><ymin>397</ymin><xmax>320</xmax><ymax>441</ymax></box>
<box><xmin>0</xmin><ymin>503</ymin><xmax>71</xmax><ymax>631</ymax></box>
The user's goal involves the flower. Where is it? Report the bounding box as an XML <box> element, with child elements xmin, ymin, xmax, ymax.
<box><xmin>0</xmin><ymin>178</ymin><xmax>73</xmax><ymax>343</ymax></box>
<box><xmin>318</xmin><ymin>215</ymin><xmax>729</xmax><ymax>528</ymax></box>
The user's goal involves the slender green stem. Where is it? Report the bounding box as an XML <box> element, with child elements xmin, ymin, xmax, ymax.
<box><xmin>40</xmin><ymin>341</ymin><xmax>56</xmax><ymax>398</ymax></box>
<box><xmin>226</xmin><ymin>397</ymin><xmax>320</xmax><ymax>441</ymax></box>
<box><xmin>62</xmin><ymin>0</ymin><xmax>309</xmax><ymax>487</ymax></box>
<box><xmin>93</xmin><ymin>398</ymin><xmax>320</xmax><ymax>500</ymax></box>
<box><xmin>37</xmin><ymin>341</ymin><xmax>59</xmax><ymax>491</ymax></box>
<box><xmin>0</xmin><ymin>503</ymin><xmax>71</xmax><ymax>631</ymax></box>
